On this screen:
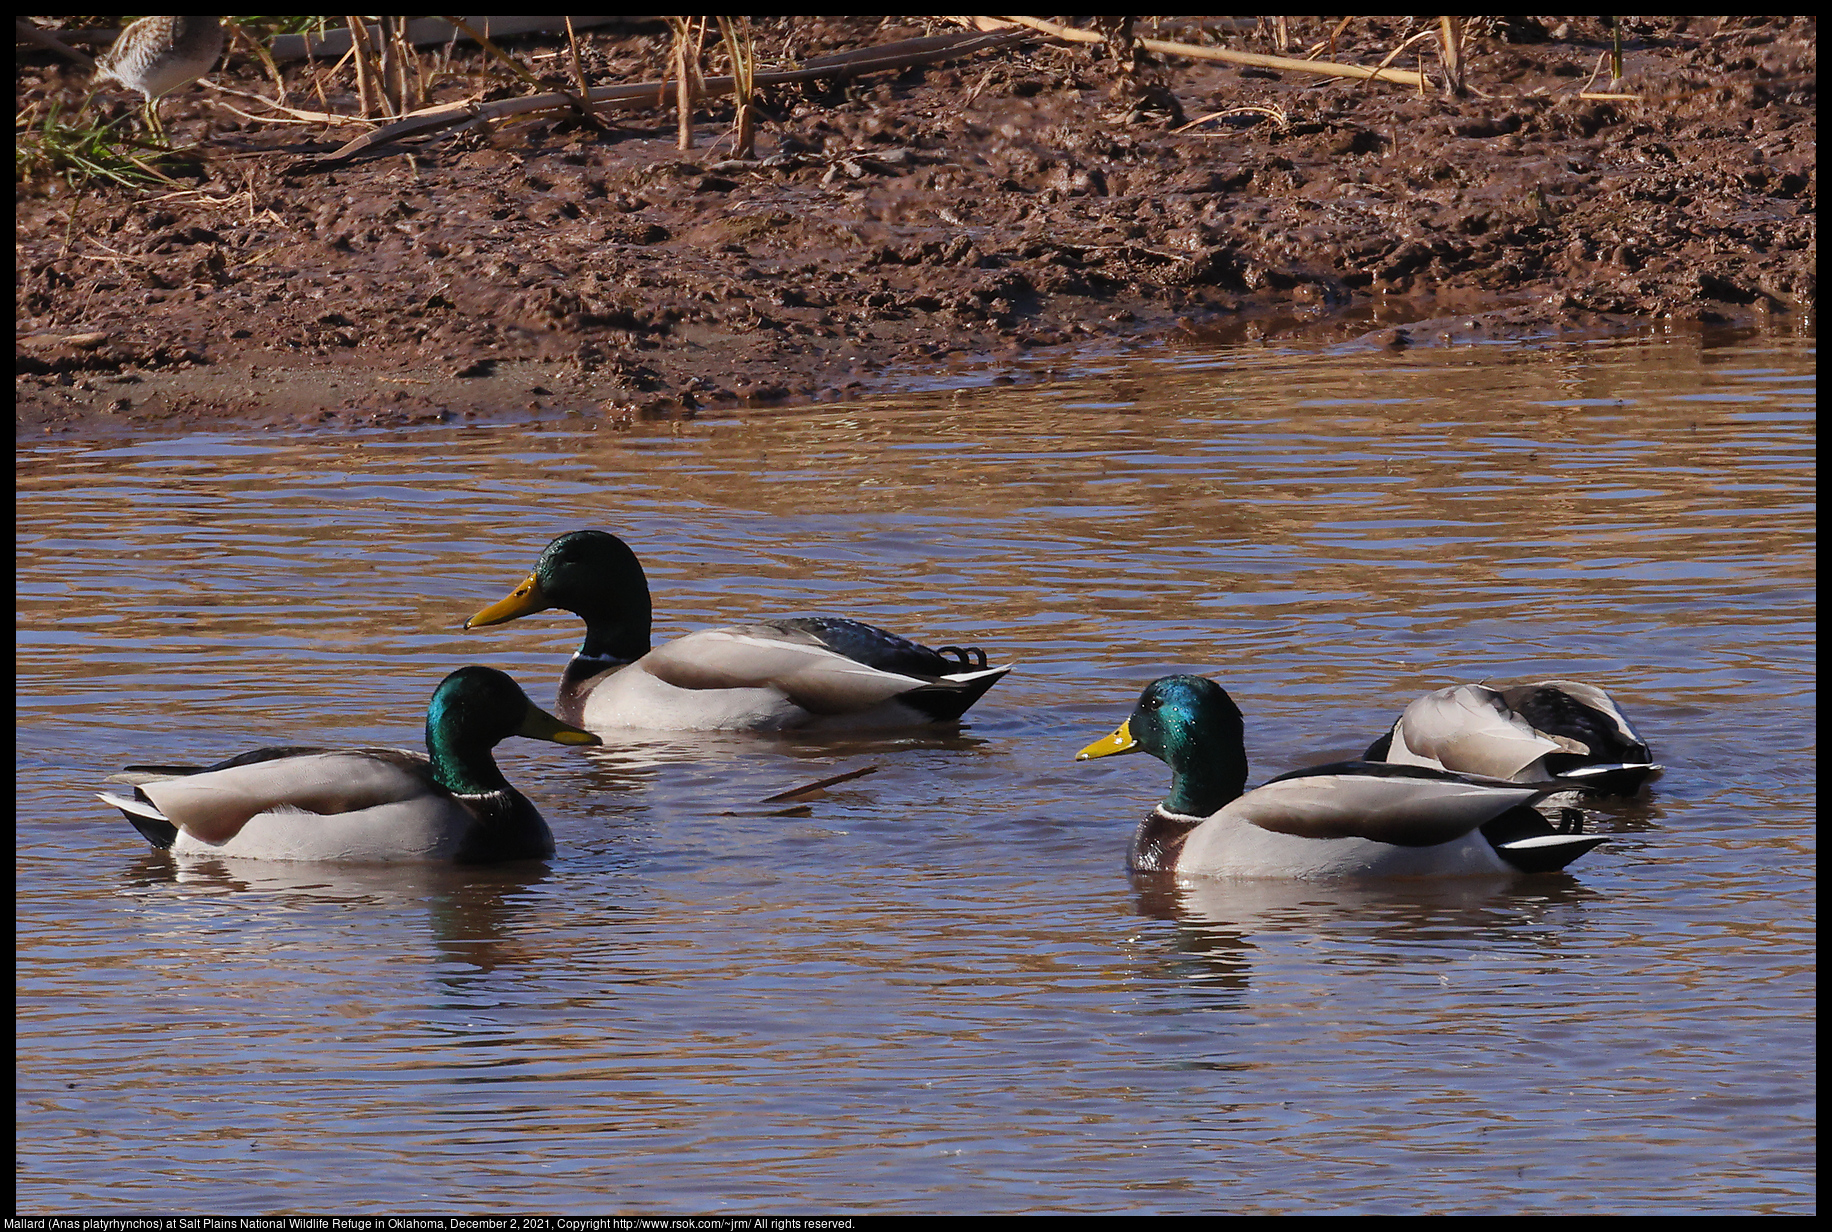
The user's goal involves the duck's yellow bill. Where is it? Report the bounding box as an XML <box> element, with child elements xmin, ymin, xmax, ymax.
<box><xmin>517</xmin><ymin>704</ymin><xmax>600</xmax><ymax>747</ymax></box>
<box><xmin>465</xmin><ymin>572</ymin><xmax>549</xmax><ymax>629</ymax></box>
<box><xmin>1077</xmin><ymin>719</ymin><xmax>1138</xmax><ymax>761</ymax></box>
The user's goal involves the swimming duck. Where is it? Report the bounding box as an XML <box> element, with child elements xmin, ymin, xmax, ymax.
<box><xmin>1364</xmin><ymin>680</ymin><xmax>1660</xmax><ymax>793</ymax></box>
<box><xmin>95</xmin><ymin>666</ymin><xmax>600</xmax><ymax>863</ymax></box>
<box><xmin>464</xmin><ymin>529</ymin><xmax>1012</xmax><ymax>733</ymax></box>
<box><xmin>1077</xmin><ymin>675</ymin><xmax>1609</xmax><ymax>879</ymax></box>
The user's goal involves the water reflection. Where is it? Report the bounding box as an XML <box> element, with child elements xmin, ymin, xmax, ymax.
<box><xmin>116</xmin><ymin>853</ymin><xmax>556</xmax><ymax>975</ymax></box>
<box><xmin>1127</xmin><ymin>872</ymin><xmax>1612</xmax><ymax>994</ymax></box>
<box><xmin>16</xmin><ymin>329</ymin><xmax>1815</xmax><ymax>1213</ymax></box>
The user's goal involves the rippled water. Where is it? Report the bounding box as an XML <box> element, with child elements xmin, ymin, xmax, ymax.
<box><xmin>16</xmin><ymin>327</ymin><xmax>1815</xmax><ymax>1214</ymax></box>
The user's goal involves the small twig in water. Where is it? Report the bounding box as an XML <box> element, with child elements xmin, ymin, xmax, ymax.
<box><xmin>761</xmin><ymin>765</ymin><xmax>880</xmax><ymax>804</ymax></box>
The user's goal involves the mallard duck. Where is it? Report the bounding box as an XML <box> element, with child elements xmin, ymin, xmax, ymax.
<box><xmin>1364</xmin><ymin>680</ymin><xmax>1660</xmax><ymax>793</ymax></box>
<box><xmin>1077</xmin><ymin>675</ymin><xmax>1609</xmax><ymax>879</ymax></box>
<box><xmin>464</xmin><ymin>529</ymin><xmax>1012</xmax><ymax>733</ymax></box>
<box><xmin>95</xmin><ymin>666</ymin><xmax>600</xmax><ymax>863</ymax></box>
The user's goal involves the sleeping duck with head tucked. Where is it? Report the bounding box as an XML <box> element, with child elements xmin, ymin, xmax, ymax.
<box><xmin>1363</xmin><ymin>679</ymin><xmax>1661</xmax><ymax>794</ymax></box>
<box><xmin>464</xmin><ymin>529</ymin><xmax>1012</xmax><ymax>734</ymax></box>
<box><xmin>1078</xmin><ymin>675</ymin><xmax>1611</xmax><ymax>880</ymax></box>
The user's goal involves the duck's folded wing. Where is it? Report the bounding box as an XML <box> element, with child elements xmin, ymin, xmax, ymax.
<box><xmin>109</xmin><ymin>745</ymin><xmax>338</xmax><ymax>784</ymax></box>
<box><xmin>1387</xmin><ymin>685</ymin><xmax>1570</xmax><ymax>781</ymax></box>
<box><xmin>129</xmin><ymin>752</ymin><xmax>438</xmax><ymax>844</ymax></box>
<box><xmin>1233</xmin><ymin>762</ymin><xmax>1546</xmax><ymax>846</ymax></box>
<box><xmin>641</xmin><ymin>626</ymin><xmax>945</xmax><ymax>714</ymax></box>
<box><xmin>1496</xmin><ymin>679</ymin><xmax>1654</xmax><ymax>763</ymax></box>
<box><xmin>766</xmin><ymin>616</ymin><xmax>990</xmax><ymax>675</ymax></box>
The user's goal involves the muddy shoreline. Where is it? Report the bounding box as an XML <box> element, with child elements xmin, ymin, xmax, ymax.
<box><xmin>15</xmin><ymin>17</ymin><xmax>1815</xmax><ymax>435</ymax></box>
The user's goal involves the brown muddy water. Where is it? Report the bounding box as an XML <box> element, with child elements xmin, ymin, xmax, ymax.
<box><xmin>15</xmin><ymin>328</ymin><xmax>1815</xmax><ymax>1214</ymax></box>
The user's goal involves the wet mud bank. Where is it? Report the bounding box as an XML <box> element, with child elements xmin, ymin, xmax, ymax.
<box><xmin>15</xmin><ymin>17</ymin><xmax>1815</xmax><ymax>435</ymax></box>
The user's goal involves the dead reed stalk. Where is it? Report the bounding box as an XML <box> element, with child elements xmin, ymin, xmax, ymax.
<box><xmin>967</xmin><ymin>16</ymin><xmax>1429</xmax><ymax>89</ymax></box>
<box><xmin>344</xmin><ymin>15</ymin><xmax>384</xmax><ymax>116</ymax></box>
<box><xmin>718</xmin><ymin>17</ymin><xmax>758</xmax><ymax>159</ymax></box>
<box><xmin>665</xmin><ymin>17</ymin><xmax>709</xmax><ymax>151</ymax></box>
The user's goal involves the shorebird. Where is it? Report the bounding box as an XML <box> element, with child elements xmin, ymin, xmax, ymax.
<box><xmin>91</xmin><ymin>16</ymin><xmax>224</xmax><ymax>142</ymax></box>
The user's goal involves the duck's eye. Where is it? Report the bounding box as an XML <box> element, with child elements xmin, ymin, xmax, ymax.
<box><xmin>1143</xmin><ymin>697</ymin><xmax>1161</xmax><ymax>710</ymax></box>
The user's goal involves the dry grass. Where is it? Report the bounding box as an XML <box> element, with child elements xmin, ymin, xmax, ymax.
<box><xmin>717</xmin><ymin>17</ymin><xmax>759</xmax><ymax>160</ymax></box>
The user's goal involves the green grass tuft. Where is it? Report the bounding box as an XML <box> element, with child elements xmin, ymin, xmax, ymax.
<box><xmin>16</xmin><ymin>100</ymin><xmax>189</xmax><ymax>190</ymax></box>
